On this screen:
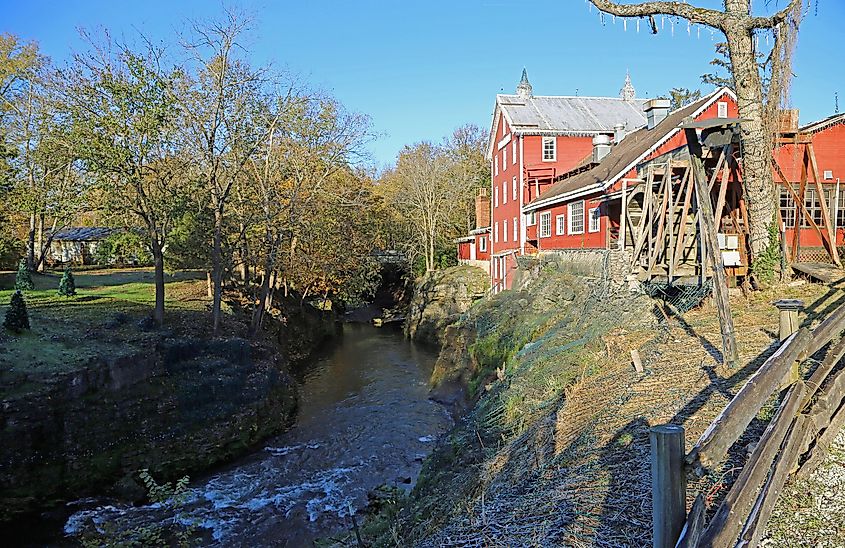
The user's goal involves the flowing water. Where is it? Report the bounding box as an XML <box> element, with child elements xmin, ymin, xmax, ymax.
<box><xmin>63</xmin><ymin>323</ymin><xmax>452</xmax><ymax>546</ymax></box>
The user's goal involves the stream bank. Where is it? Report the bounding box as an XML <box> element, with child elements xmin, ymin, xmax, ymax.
<box><xmin>0</xmin><ymin>290</ymin><xmax>337</xmax><ymax>529</ymax></box>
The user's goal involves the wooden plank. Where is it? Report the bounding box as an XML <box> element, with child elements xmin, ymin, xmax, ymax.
<box><xmin>698</xmin><ymin>382</ymin><xmax>807</xmax><ymax>548</ymax></box>
<box><xmin>647</xmin><ymin>175</ymin><xmax>671</xmax><ymax>275</ymax></box>
<box><xmin>805</xmin><ymin>336</ymin><xmax>845</xmax><ymax>407</ymax></box>
<box><xmin>687</xmin><ymin>329</ymin><xmax>811</xmax><ymax>470</ymax></box>
<box><xmin>632</xmin><ymin>169</ymin><xmax>656</xmax><ymax>268</ymax></box>
<box><xmin>631</xmin><ymin>349</ymin><xmax>644</xmax><ymax>373</ymax></box>
<box><xmin>738</xmin><ymin>414</ymin><xmax>813</xmax><ymax>548</ymax></box>
<box><xmin>686</xmin><ymin>129</ymin><xmax>738</xmax><ymax>368</ymax></box>
<box><xmin>672</xmin><ymin>169</ymin><xmax>694</xmax><ymax>274</ymax></box>
<box><xmin>797</xmin><ymin>399</ymin><xmax>845</xmax><ymax>479</ymax></box>
<box><xmin>713</xmin><ymin>145</ymin><xmax>732</xmax><ymax>227</ymax></box>
<box><xmin>807</xmin><ymin>143</ymin><xmax>841</xmax><ymax>266</ymax></box>
<box><xmin>675</xmin><ymin>494</ymin><xmax>706</xmax><ymax>548</ymax></box>
<box><xmin>807</xmin><ymin>298</ymin><xmax>845</xmax><ymax>350</ymax></box>
<box><xmin>790</xmin><ymin>261</ymin><xmax>845</xmax><ymax>284</ymax></box>
<box><xmin>803</xmin><ymin>365</ymin><xmax>845</xmax><ymax>451</ymax></box>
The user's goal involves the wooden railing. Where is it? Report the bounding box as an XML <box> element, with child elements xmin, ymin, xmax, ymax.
<box><xmin>651</xmin><ymin>299</ymin><xmax>845</xmax><ymax>548</ymax></box>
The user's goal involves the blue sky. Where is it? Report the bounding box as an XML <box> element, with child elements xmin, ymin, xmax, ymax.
<box><xmin>5</xmin><ymin>0</ymin><xmax>844</xmax><ymax>167</ymax></box>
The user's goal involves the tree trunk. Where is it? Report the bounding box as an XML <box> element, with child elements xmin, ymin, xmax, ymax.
<box><xmin>36</xmin><ymin>214</ymin><xmax>44</xmax><ymax>272</ymax></box>
<box><xmin>211</xmin><ymin>208</ymin><xmax>224</xmax><ymax>334</ymax></box>
<box><xmin>206</xmin><ymin>271</ymin><xmax>213</xmax><ymax>298</ymax></box>
<box><xmin>250</xmin><ymin>246</ymin><xmax>276</xmax><ymax>337</ymax></box>
<box><xmin>27</xmin><ymin>213</ymin><xmax>36</xmax><ymax>271</ymax></box>
<box><xmin>724</xmin><ymin>24</ymin><xmax>776</xmax><ymax>261</ymax></box>
<box><xmin>151</xmin><ymin>238</ymin><xmax>166</xmax><ymax>326</ymax></box>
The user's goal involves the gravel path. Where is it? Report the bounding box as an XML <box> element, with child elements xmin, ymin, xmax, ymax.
<box><xmin>765</xmin><ymin>429</ymin><xmax>845</xmax><ymax>547</ymax></box>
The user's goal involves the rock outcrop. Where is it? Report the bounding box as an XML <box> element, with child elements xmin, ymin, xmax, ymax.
<box><xmin>0</xmin><ymin>336</ymin><xmax>298</xmax><ymax>521</ymax></box>
<box><xmin>404</xmin><ymin>265</ymin><xmax>488</xmax><ymax>347</ymax></box>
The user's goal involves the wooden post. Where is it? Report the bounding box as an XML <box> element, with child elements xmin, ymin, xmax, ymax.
<box><xmin>651</xmin><ymin>424</ymin><xmax>686</xmax><ymax>548</ymax></box>
<box><xmin>620</xmin><ymin>179</ymin><xmax>628</xmax><ymax>251</ymax></box>
<box><xmin>774</xmin><ymin>298</ymin><xmax>804</xmax><ymax>383</ymax></box>
<box><xmin>686</xmin><ymin>128</ymin><xmax>739</xmax><ymax>368</ymax></box>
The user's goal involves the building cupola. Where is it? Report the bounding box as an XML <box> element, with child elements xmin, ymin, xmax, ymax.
<box><xmin>620</xmin><ymin>71</ymin><xmax>636</xmax><ymax>102</ymax></box>
<box><xmin>516</xmin><ymin>68</ymin><xmax>533</xmax><ymax>99</ymax></box>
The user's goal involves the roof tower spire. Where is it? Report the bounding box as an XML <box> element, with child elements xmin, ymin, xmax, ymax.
<box><xmin>516</xmin><ymin>68</ymin><xmax>533</xmax><ymax>99</ymax></box>
<box><xmin>620</xmin><ymin>71</ymin><xmax>636</xmax><ymax>102</ymax></box>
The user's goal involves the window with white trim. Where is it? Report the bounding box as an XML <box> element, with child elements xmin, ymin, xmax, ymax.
<box><xmin>503</xmin><ymin>148</ymin><xmax>507</xmax><ymax>168</ymax></box>
<box><xmin>588</xmin><ymin>207</ymin><xmax>600</xmax><ymax>233</ymax></box>
<box><xmin>494</xmin><ymin>156</ymin><xmax>498</xmax><ymax>176</ymax></box>
<box><xmin>568</xmin><ymin>201</ymin><xmax>585</xmax><ymax>234</ymax></box>
<box><xmin>512</xmin><ymin>140</ymin><xmax>517</xmax><ymax>165</ymax></box>
<box><xmin>494</xmin><ymin>186</ymin><xmax>499</xmax><ymax>207</ymax></box>
<box><xmin>502</xmin><ymin>180</ymin><xmax>507</xmax><ymax>204</ymax></box>
<box><xmin>556</xmin><ymin>214</ymin><xmax>566</xmax><ymax>236</ymax></box>
<box><xmin>513</xmin><ymin>217</ymin><xmax>518</xmax><ymax>241</ymax></box>
<box><xmin>717</xmin><ymin>101</ymin><xmax>728</xmax><ymax>118</ymax></box>
<box><xmin>539</xmin><ymin>211</ymin><xmax>552</xmax><ymax>238</ymax></box>
<box><xmin>503</xmin><ymin>218</ymin><xmax>508</xmax><ymax>242</ymax></box>
<box><xmin>512</xmin><ymin>177</ymin><xmax>517</xmax><ymax>201</ymax></box>
<box><xmin>479</xmin><ymin>236</ymin><xmax>487</xmax><ymax>252</ymax></box>
<box><xmin>494</xmin><ymin>222</ymin><xmax>499</xmax><ymax>242</ymax></box>
<box><xmin>542</xmin><ymin>137</ymin><xmax>556</xmax><ymax>161</ymax></box>
<box><xmin>526</xmin><ymin>211</ymin><xmax>537</xmax><ymax>226</ymax></box>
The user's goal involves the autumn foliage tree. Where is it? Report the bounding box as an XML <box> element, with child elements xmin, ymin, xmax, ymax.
<box><xmin>588</xmin><ymin>0</ymin><xmax>804</xmax><ymax>266</ymax></box>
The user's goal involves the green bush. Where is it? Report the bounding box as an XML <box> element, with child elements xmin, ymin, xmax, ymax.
<box><xmin>4</xmin><ymin>290</ymin><xmax>30</xmax><ymax>333</ymax></box>
<box><xmin>95</xmin><ymin>232</ymin><xmax>152</xmax><ymax>267</ymax></box>
<box><xmin>58</xmin><ymin>268</ymin><xmax>77</xmax><ymax>297</ymax></box>
<box><xmin>14</xmin><ymin>260</ymin><xmax>34</xmax><ymax>291</ymax></box>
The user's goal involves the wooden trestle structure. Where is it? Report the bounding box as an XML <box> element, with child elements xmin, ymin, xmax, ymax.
<box><xmin>617</xmin><ymin>137</ymin><xmax>747</xmax><ymax>285</ymax></box>
<box><xmin>615</xmin><ymin>122</ymin><xmax>842</xmax><ymax>287</ymax></box>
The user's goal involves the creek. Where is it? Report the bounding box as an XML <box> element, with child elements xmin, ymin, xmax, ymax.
<box><xmin>63</xmin><ymin>322</ymin><xmax>451</xmax><ymax>546</ymax></box>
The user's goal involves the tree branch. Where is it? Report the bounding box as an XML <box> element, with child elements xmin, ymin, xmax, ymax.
<box><xmin>588</xmin><ymin>0</ymin><xmax>725</xmax><ymax>29</ymax></box>
<box><xmin>747</xmin><ymin>0</ymin><xmax>802</xmax><ymax>29</ymax></box>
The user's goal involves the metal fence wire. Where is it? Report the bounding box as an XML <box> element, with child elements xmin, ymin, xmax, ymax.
<box><xmin>642</xmin><ymin>279</ymin><xmax>714</xmax><ymax>314</ymax></box>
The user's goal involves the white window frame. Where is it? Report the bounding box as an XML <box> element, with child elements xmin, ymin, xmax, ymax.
<box><xmin>526</xmin><ymin>211</ymin><xmax>537</xmax><ymax>226</ymax></box>
<box><xmin>542</xmin><ymin>137</ymin><xmax>556</xmax><ymax>162</ymax></box>
<box><xmin>502</xmin><ymin>180</ymin><xmax>507</xmax><ymax>204</ymax></box>
<box><xmin>494</xmin><ymin>156</ymin><xmax>498</xmax><ymax>176</ymax></box>
<box><xmin>568</xmin><ymin>200</ymin><xmax>585</xmax><ymax>235</ymax></box>
<box><xmin>503</xmin><ymin>148</ymin><xmax>507</xmax><ymax>169</ymax></box>
<box><xmin>494</xmin><ymin>186</ymin><xmax>499</xmax><ymax>207</ymax></box>
<box><xmin>539</xmin><ymin>211</ymin><xmax>552</xmax><ymax>238</ymax></box>
<box><xmin>824</xmin><ymin>170</ymin><xmax>834</xmax><ymax>180</ymax></box>
<box><xmin>494</xmin><ymin>221</ymin><xmax>499</xmax><ymax>243</ymax></box>
<box><xmin>479</xmin><ymin>236</ymin><xmax>487</xmax><ymax>252</ymax></box>
<box><xmin>513</xmin><ymin>217</ymin><xmax>517</xmax><ymax>241</ymax></box>
<box><xmin>512</xmin><ymin>140</ymin><xmax>517</xmax><ymax>165</ymax></box>
<box><xmin>588</xmin><ymin>207</ymin><xmax>600</xmax><ymax>233</ymax></box>
<box><xmin>556</xmin><ymin>214</ymin><xmax>566</xmax><ymax>236</ymax></box>
<box><xmin>512</xmin><ymin>177</ymin><xmax>517</xmax><ymax>201</ymax></box>
<box><xmin>503</xmin><ymin>218</ymin><xmax>508</xmax><ymax>242</ymax></box>
<box><xmin>717</xmin><ymin>101</ymin><xmax>728</xmax><ymax>118</ymax></box>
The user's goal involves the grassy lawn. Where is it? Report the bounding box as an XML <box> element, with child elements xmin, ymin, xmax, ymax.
<box><xmin>0</xmin><ymin>268</ymin><xmax>211</xmax><ymax>396</ymax></box>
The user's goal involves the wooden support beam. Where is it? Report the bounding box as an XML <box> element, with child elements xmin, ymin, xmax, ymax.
<box><xmin>647</xmin><ymin>176</ymin><xmax>671</xmax><ymax>276</ymax></box>
<box><xmin>713</xmin><ymin>145</ymin><xmax>732</xmax><ymax>227</ymax></box>
<box><xmin>667</xmin><ymin>159</ymin><xmax>676</xmax><ymax>280</ymax></box>
<box><xmin>675</xmin><ymin>494</ymin><xmax>706</xmax><ymax>548</ymax></box>
<box><xmin>686</xmin><ymin>129</ymin><xmax>738</xmax><ymax>368</ymax></box>
<box><xmin>775</xmin><ymin>164</ymin><xmax>834</xmax><ymax>260</ymax></box>
<box><xmin>620</xmin><ymin>179</ymin><xmax>628</xmax><ymax>251</ymax></box>
<box><xmin>807</xmin><ymin>143</ymin><xmax>841</xmax><ymax>266</ymax></box>
<box><xmin>632</xmin><ymin>169</ymin><xmax>656</xmax><ymax>269</ymax></box>
<box><xmin>672</xmin><ymin>169</ymin><xmax>694</xmax><ymax>273</ymax></box>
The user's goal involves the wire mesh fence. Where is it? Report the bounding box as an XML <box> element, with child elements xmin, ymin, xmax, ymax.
<box><xmin>641</xmin><ymin>279</ymin><xmax>714</xmax><ymax>314</ymax></box>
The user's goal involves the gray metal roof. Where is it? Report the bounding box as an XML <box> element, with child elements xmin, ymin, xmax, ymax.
<box><xmin>498</xmin><ymin>94</ymin><xmax>649</xmax><ymax>135</ymax></box>
<box><xmin>51</xmin><ymin>227</ymin><xmax>119</xmax><ymax>241</ymax></box>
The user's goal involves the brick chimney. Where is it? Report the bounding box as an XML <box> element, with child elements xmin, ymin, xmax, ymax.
<box><xmin>475</xmin><ymin>187</ymin><xmax>491</xmax><ymax>230</ymax></box>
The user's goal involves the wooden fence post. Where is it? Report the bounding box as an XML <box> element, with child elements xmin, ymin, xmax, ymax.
<box><xmin>651</xmin><ymin>424</ymin><xmax>686</xmax><ymax>548</ymax></box>
<box><xmin>774</xmin><ymin>298</ymin><xmax>804</xmax><ymax>383</ymax></box>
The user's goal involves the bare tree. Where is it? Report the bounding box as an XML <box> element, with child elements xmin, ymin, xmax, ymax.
<box><xmin>175</xmin><ymin>10</ymin><xmax>268</xmax><ymax>333</ymax></box>
<box><xmin>588</xmin><ymin>0</ymin><xmax>803</xmax><ymax>264</ymax></box>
